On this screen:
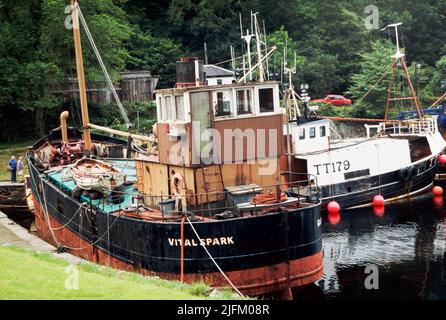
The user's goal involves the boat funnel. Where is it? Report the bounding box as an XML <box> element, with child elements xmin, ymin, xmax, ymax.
<box><xmin>175</xmin><ymin>57</ymin><xmax>205</xmax><ymax>88</ymax></box>
<box><xmin>60</xmin><ymin>111</ymin><xmax>69</xmax><ymax>144</ymax></box>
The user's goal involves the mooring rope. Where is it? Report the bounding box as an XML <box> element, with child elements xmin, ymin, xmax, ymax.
<box><xmin>185</xmin><ymin>215</ymin><xmax>245</xmax><ymax>298</ymax></box>
<box><xmin>30</xmin><ymin>164</ymin><xmax>123</xmax><ymax>252</ymax></box>
<box><xmin>59</xmin><ymin>211</ymin><xmax>124</xmax><ymax>251</ymax></box>
<box><xmin>39</xmin><ymin>179</ymin><xmax>61</xmax><ymax>248</ymax></box>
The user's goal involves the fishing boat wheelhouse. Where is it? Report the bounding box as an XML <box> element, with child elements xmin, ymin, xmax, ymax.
<box><xmin>26</xmin><ymin>4</ymin><xmax>323</xmax><ymax>297</ymax></box>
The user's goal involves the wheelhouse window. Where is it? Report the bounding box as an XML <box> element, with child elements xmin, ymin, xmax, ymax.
<box><xmin>320</xmin><ymin>125</ymin><xmax>326</xmax><ymax>137</ymax></box>
<box><xmin>259</xmin><ymin>88</ymin><xmax>274</xmax><ymax>113</ymax></box>
<box><xmin>214</xmin><ymin>91</ymin><xmax>231</xmax><ymax>117</ymax></box>
<box><xmin>165</xmin><ymin>96</ymin><xmax>173</xmax><ymax>121</ymax></box>
<box><xmin>158</xmin><ymin>96</ymin><xmax>165</xmax><ymax>120</ymax></box>
<box><xmin>236</xmin><ymin>89</ymin><xmax>252</xmax><ymax>115</ymax></box>
<box><xmin>299</xmin><ymin>128</ymin><xmax>305</xmax><ymax>140</ymax></box>
<box><xmin>309</xmin><ymin>127</ymin><xmax>316</xmax><ymax>138</ymax></box>
<box><xmin>174</xmin><ymin>95</ymin><xmax>185</xmax><ymax>121</ymax></box>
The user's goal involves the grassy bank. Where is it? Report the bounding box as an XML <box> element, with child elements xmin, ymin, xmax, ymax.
<box><xmin>0</xmin><ymin>140</ymin><xmax>35</xmax><ymax>181</ymax></box>
<box><xmin>0</xmin><ymin>245</ymin><xmax>238</xmax><ymax>300</ymax></box>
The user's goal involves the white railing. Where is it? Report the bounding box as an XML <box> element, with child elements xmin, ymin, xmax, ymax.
<box><xmin>365</xmin><ymin>116</ymin><xmax>438</xmax><ymax>138</ymax></box>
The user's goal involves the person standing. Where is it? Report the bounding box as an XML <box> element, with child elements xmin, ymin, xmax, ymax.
<box><xmin>17</xmin><ymin>156</ymin><xmax>24</xmax><ymax>181</ymax></box>
<box><xmin>8</xmin><ymin>156</ymin><xmax>17</xmax><ymax>183</ymax></box>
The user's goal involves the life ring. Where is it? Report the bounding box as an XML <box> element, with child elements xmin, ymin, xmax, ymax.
<box><xmin>170</xmin><ymin>173</ymin><xmax>186</xmax><ymax>196</ymax></box>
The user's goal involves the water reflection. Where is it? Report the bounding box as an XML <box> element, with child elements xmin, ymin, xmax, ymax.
<box><xmin>317</xmin><ymin>189</ymin><xmax>446</xmax><ymax>300</ymax></box>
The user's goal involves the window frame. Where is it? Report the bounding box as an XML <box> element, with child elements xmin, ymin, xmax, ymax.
<box><xmin>309</xmin><ymin>127</ymin><xmax>316</xmax><ymax>138</ymax></box>
<box><xmin>320</xmin><ymin>125</ymin><xmax>326</xmax><ymax>137</ymax></box>
<box><xmin>299</xmin><ymin>128</ymin><xmax>306</xmax><ymax>140</ymax></box>
<box><xmin>258</xmin><ymin>87</ymin><xmax>275</xmax><ymax>114</ymax></box>
<box><xmin>213</xmin><ymin>90</ymin><xmax>233</xmax><ymax>118</ymax></box>
<box><xmin>235</xmin><ymin>88</ymin><xmax>253</xmax><ymax>117</ymax></box>
<box><xmin>174</xmin><ymin>95</ymin><xmax>185</xmax><ymax>122</ymax></box>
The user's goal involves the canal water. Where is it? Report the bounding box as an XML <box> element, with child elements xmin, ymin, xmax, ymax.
<box><xmin>316</xmin><ymin>183</ymin><xmax>446</xmax><ymax>300</ymax></box>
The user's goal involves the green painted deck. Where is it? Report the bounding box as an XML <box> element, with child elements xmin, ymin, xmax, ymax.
<box><xmin>45</xmin><ymin>159</ymin><xmax>138</xmax><ymax>214</ymax></box>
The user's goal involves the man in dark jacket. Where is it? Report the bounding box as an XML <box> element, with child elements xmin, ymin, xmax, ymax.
<box><xmin>8</xmin><ymin>156</ymin><xmax>17</xmax><ymax>183</ymax></box>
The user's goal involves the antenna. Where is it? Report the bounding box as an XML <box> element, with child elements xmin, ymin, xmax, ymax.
<box><xmin>230</xmin><ymin>45</ymin><xmax>236</xmax><ymax>71</ymax></box>
<box><xmin>240</xmin><ymin>13</ymin><xmax>254</xmax><ymax>81</ymax></box>
<box><xmin>381</xmin><ymin>22</ymin><xmax>403</xmax><ymax>59</ymax></box>
<box><xmin>252</xmin><ymin>12</ymin><xmax>264</xmax><ymax>82</ymax></box>
<box><xmin>263</xmin><ymin>20</ymin><xmax>270</xmax><ymax>81</ymax></box>
<box><xmin>204</xmin><ymin>42</ymin><xmax>208</xmax><ymax>65</ymax></box>
<box><xmin>239</xmin><ymin>13</ymin><xmax>243</xmax><ymax>38</ymax></box>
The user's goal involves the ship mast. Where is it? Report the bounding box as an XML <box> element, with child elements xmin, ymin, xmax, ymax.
<box><xmin>382</xmin><ymin>23</ymin><xmax>424</xmax><ymax>120</ymax></box>
<box><xmin>71</xmin><ymin>0</ymin><xmax>92</xmax><ymax>152</ymax></box>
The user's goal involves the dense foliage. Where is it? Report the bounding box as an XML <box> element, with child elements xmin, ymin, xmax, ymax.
<box><xmin>1</xmin><ymin>0</ymin><xmax>446</xmax><ymax>141</ymax></box>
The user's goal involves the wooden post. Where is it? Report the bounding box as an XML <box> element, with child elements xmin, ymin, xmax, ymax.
<box><xmin>71</xmin><ymin>0</ymin><xmax>92</xmax><ymax>151</ymax></box>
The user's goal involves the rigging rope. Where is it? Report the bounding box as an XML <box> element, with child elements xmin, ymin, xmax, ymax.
<box><xmin>75</xmin><ymin>4</ymin><xmax>130</xmax><ymax>127</ymax></box>
<box><xmin>185</xmin><ymin>215</ymin><xmax>245</xmax><ymax>298</ymax></box>
<box><xmin>354</xmin><ymin>65</ymin><xmax>391</xmax><ymax>105</ymax></box>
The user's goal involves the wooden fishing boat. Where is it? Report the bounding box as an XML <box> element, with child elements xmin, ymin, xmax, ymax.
<box><xmin>70</xmin><ymin>158</ymin><xmax>126</xmax><ymax>194</ymax></box>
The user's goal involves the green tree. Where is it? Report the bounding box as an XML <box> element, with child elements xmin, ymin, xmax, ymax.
<box><xmin>347</xmin><ymin>40</ymin><xmax>395</xmax><ymax>118</ymax></box>
<box><xmin>126</xmin><ymin>27</ymin><xmax>183</xmax><ymax>88</ymax></box>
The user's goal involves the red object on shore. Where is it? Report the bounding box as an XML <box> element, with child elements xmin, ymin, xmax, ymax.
<box><xmin>433</xmin><ymin>186</ymin><xmax>444</xmax><ymax>196</ymax></box>
<box><xmin>312</xmin><ymin>94</ymin><xmax>352</xmax><ymax>106</ymax></box>
<box><xmin>327</xmin><ymin>201</ymin><xmax>340</xmax><ymax>214</ymax></box>
<box><xmin>438</xmin><ymin>154</ymin><xmax>446</xmax><ymax>164</ymax></box>
<box><xmin>373</xmin><ymin>195</ymin><xmax>385</xmax><ymax>207</ymax></box>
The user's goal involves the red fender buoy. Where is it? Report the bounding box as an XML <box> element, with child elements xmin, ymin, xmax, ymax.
<box><xmin>327</xmin><ymin>201</ymin><xmax>340</xmax><ymax>214</ymax></box>
<box><xmin>438</xmin><ymin>154</ymin><xmax>446</xmax><ymax>164</ymax></box>
<box><xmin>433</xmin><ymin>186</ymin><xmax>444</xmax><ymax>196</ymax></box>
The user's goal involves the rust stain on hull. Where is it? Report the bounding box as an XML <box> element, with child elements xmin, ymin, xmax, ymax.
<box><xmin>33</xmin><ymin>197</ymin><xmax>323</xmax><ymax>296</ymax></box>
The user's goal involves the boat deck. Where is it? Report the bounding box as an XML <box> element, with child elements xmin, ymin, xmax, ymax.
<box><xmin>45</xmin><ymin>159</ymin><xmax>138</xmax><ymax>214</ymax></box>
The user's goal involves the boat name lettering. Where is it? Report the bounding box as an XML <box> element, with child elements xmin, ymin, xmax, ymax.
<box><xmin>168</xmin><ymin>237</ymin><xmax>235</xmax><ymax>247</ymax></box>
<box><xmin>313</xmin><ymin>160</ymin><xmax>351</xmax><ymax>175</ymax></box>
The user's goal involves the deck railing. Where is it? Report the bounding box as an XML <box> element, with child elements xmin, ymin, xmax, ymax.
<box><xmin>365</xmin><ymin>116</ymin><xmax>439</xmax><ymax>138</ymax></box>
<box><xmin>129</xmin><ymin>171</ymin><xmax>319</xmax><ymax>220</ymax></box>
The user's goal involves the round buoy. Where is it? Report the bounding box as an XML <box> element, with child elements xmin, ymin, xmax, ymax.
<box><xmin>327</xmin><ymin>201</ymin><xmax>340</xmax><ymax>214</ymax></box>
<box><xmin>433</xmin><ymin>186</ymin><xmax>444</xmax><ymax>196</ymax></box>
<box><xmin>328</xmin><ymin>212</ymin><xmax>341</xmax><ymax>225</ymax></box>
<box><xmin>373</xmin><ymin>194</ymin><xmax>385</xmax><ymax>207</ymax></box>
<box><xmin>373</xmin><ymin>206</ymin><xmax>385</xmax><ymax>217</ymax></box>
<box><xmin>438</xmin><ymin>154</ymin><xmax>446</xmax><ymax>164</ymax></box>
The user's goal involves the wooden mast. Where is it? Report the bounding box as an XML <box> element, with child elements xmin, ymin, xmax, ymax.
<box><xmin>71</xmin><ymin>0</ymin><xmax>92</xmax><ymax>151</ymax></box>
